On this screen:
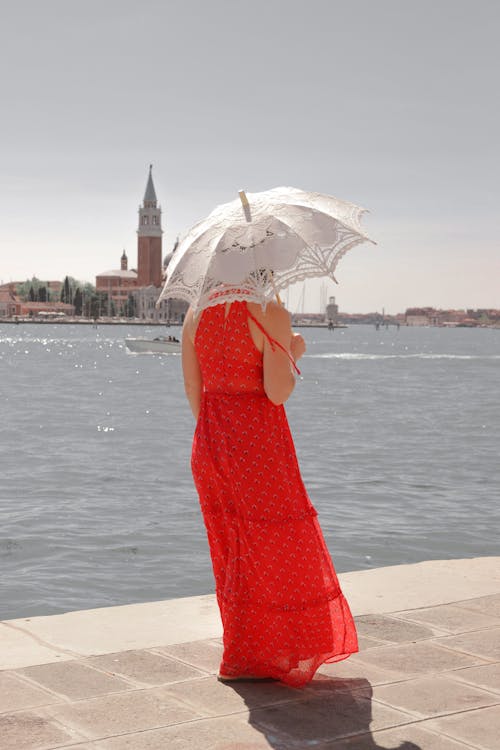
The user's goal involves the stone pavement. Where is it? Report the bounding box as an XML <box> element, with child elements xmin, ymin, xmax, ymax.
<box><xmin>1</xmin><ymin>559</ymin><xmax>500</xmax><ymax>749</ymax></box>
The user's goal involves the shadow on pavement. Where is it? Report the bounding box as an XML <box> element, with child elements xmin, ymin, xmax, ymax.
<box><xmin>228</xmin><ymin>677</ymin><xmax>421</xmax><ymax>750</ymax></box>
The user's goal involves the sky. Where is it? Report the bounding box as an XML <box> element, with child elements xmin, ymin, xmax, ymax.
<box><xmin>0</xmin><ymin>0</ymin><xmax>498</xmax><ymax>314</ymax></box>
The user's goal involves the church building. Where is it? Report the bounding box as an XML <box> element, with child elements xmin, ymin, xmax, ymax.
<box><xmin>96</xmin><ymin>166</ymin><xmax>187</xmax><ymax>321</ymax></box>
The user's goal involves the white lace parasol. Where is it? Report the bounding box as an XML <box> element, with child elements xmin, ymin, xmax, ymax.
<box><xmin>157</xmin><ymin>186</ymin><xmax>375</xmax><ymax>313</ymax></box>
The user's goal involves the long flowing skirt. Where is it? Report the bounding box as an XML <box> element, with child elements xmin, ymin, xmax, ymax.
<box><xmin>191</xmin><ymin>392</ymin><xmax>358</xmax><ymax>687</ymax></box>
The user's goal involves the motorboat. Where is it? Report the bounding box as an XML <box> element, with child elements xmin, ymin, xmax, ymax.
<box><xmin>125</xmin><ymin>336</ymin><xmax>181</xmax><ymax>354</ymax></box>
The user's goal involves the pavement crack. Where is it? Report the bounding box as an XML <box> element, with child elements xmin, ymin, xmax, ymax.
<box><xmin>0</xmin><ymin>620</ymin><xmax>82</xmax><ymax>658</ymax></box>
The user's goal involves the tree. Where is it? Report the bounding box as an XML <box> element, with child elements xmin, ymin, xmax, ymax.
<box><xmin>90</xmin><ymin>291</ymin><xmax>107</xmax><ymax>319</ymax></box>
<box><xmin>38</xmin><ymin>286</ymin><xmax>47</xmax><ymax>302</ymax></box>
<box><xmin>125</xmin><ymin>293</ymin><xmax>136</xmax><ymax>318</ymax></box>
<box><xmin>79</xmin><ymin>283</ymin><xmax>96</xmax><ymax>318</ymax></box>
<box><xmin>73</xmin><ymin>287</ymin><xmax>83</xmax><ymax>315</ymax></box>
<box><xmin>17</xmin><ymin>277</ymin><xmax>41</xmax><ymax>300</ymax></box>
<box><xmin>61</xmin><ymin>276</ymin><xmax>71</xmax><ymax>304</ymax></box>
<box><xmin>28</xmin><ymin>286</ymin><xmax>35</xmax><ymax>301</ymax></box>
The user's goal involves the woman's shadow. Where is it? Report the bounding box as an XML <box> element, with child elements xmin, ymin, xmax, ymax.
<box><xmin>227</xmin><ymin>676</ymin><xmax>422</xmax><ymax>750</ymax></box>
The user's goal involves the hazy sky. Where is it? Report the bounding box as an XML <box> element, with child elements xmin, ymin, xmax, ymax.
<box><xmin>1</xmin><ymin>0</ymin><xmax>498</xmax><ymax>313</ymax></box>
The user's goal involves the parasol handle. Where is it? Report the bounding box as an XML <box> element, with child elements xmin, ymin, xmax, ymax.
<box><xmin>239</xmin><ymin>191</ymin><xmax>281</xmax><ymax>305</ymax></box>
<box><xmin>270</xmin><ymin>274</ymin><xmax>282</xmax><ymax>306</ymax></box>
<box><xmin>238</xmin><ymin>190</ymin><xmax>249</xmax><ymax>208</ymax></box>
<box><xmin>238</xmin><ymin>189</ymin><xmax>252</xmax><ymax>223</ymax></box>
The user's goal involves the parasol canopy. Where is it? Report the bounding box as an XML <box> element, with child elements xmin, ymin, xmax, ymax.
<box><xmin>157</xmin><ymin>186</ymin><xmax>375</xmax><ymax>313</ymax></box>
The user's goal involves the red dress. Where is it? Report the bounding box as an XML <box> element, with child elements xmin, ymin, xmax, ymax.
<box><xmin>192</xmin><ymin>301</ymin><xmax>358</xmax><ymax>686</ymax></box>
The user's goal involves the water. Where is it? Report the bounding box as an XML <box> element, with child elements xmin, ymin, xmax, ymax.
<box><xmin>1</xmin><ymin>322</ymin><xmax>499</xmax><ymax>620</ymax></box>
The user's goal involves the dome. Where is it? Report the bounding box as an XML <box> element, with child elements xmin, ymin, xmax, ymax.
<box><xmin>163</xmin><ymin>237</ymin><xmax>180</xmax><ymax>269</ymax></box>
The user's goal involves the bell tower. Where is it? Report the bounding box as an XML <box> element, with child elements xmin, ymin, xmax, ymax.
<box><xmin>137</xmin><ymin>165</ymin><xmax>163</xmax><ymax>287</ymax></box>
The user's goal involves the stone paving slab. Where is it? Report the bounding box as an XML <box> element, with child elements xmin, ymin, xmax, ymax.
<box><xmin>163</xmin><ymin>674</ymin><xmax>301</xmax><ymax>716</ymax></box>
<box><xmin>345</xmin><ymin>640</ymin><xmax>488</xmax><ymax>677</ymax></box>
<box><xmin>97</xmin><ymin>714</ymin><xmax>281</xmax><ymax>750</ymax></box>
<box><xmin>0</xmin><ymin>710</ymin><xmax>87</xmax><ymax>750</ymax></box>
<box><xmin>38</xmin><ymin>687</ymin><xmax>204</xmax><ymax>741</ymax></box>
<box><xmin>353</xmin><ymin>613</ymin><xmax>442</xmax><ymax>642</ymax></box>
<box><xmin>356</xmin><ymin>634</ymin><xmax>390</xmax><ymax>650</ymax></box>
<box><xmin>85</xmin><ymin>649</ymin><xmax>205</xmax><ymax>686</ymax></box>
<box><xmin>154</xmin><ymin>638</ymin><xmax>224</xmax><ymax>674</ymax></box>
<box><xmin>454</xmin><ymin>594</ymin><xmax>500</xmax><ymax>618</ymax></box>
<box><xmin>327</xmin><ymin>724</ymin><xmax>477</xmax><ymax>749</ymax></box>
<box><xmin>424</xmin><ymin>704</ymin><xmax>500</xmax><ymax>750</ymax></box>
<box><xmin>370</xmin><ymin>674</ymin><xmax>500</xmax><ymax>718</ymax></box>
<box><xmin>242</xmin><ymin>688</ymin><xmax>415</xmax><ymax>744</ymax></box>
<box><xmin>0</xmin><ymin>672</ymin><xmax>61</xmax><ymax>714</ymax></box>
<box><xmin>19</xmin><ymin>660</ymin><xmax>134</xmax><ymax>701</ymax></box>
<box><xmin>448</xmin><ymin>662</ymin><xmax>500</xmax><ymax>694</ymax></box>
<box><xmin>393</xmin><ymin>603</ymin><xmax>500</xmax><ymax>634</ymax></box>
<box><xmin>1</xmin><ymin>558</ymin><xmax>500</xmax><ymax>750</ymax></box>
<box><xmin>317</xmin><ymin>654</ymin><xmax>406</xmax><ymax>686</ymax></box>
<box><xmin>434</xmin><ymin>628</ymin><xmax>500</xmax><ymax>662</ymax></box>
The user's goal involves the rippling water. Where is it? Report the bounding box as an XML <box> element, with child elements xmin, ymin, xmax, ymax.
<box><xmin>1</xmin><ymin>322</ymin><xmax>499</xmax><ymax>619</ymax></box>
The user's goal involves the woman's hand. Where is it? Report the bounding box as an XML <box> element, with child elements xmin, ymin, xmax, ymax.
<box><xmin>290</xmin><ymin>332</ymin><xmax>306</xmax><ymax>362</ymax></box>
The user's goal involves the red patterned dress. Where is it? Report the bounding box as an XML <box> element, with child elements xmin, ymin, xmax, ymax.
<box><xmin>191</xmin><ymin>301</ymin><xmax>358</xmax><ymax>686</ymax></box>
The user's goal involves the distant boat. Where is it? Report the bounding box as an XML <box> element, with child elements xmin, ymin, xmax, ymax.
<box><xmin>125</xmin><ymin>336</ymin><xmax>181</xmax><ymax>354</ymax></box>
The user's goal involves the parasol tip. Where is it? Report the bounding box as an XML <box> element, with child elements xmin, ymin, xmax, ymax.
<box><xmin>238</xmin><ymin>190</ymin><xmax>249</xmax><ymax>208</ymax></box>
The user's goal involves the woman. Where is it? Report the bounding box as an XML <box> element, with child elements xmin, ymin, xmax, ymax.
<box><xmin>182</xmin><ymin>299</ymin><xmax>358</xmax><ymax>686</ymax></box>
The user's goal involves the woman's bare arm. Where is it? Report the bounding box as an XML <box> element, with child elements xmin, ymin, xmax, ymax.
<box><xmin>259</xmin><ymin>303</ymin><xmax>303</xmax><ymax>405</ymax></box>
<box><xmin>181</xmin><ymin>308</ymin><xmax>203</xmax><ymax>419</ymax></box>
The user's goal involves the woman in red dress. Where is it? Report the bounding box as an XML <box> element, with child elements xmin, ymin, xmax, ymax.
<box><xmin>182</xmin><ymin>299</ymin><xmax>358</xmax><ymax>686</ymax></box>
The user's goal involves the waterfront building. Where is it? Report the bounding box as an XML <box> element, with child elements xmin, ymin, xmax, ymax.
<box><xmin>0</xmin><ymin>285</ymin><xmax>21</xmax><ymax>317</ymax></box>
<box><xmin>132</xmin><ymin>166</ymin><xmax>188</xmax><ymax>322</ymax></box>
<box><xmin>157</xmin><ymin>243</ymin><xmax>189</xmax><ymax>323</ymax></box>
<box><xmin>95</xmin><ymin>166</ymin><xmax>188</xmax><ymax>322</ymax></box>
<box><xmin>19</xmin><ymin>301</ymin><xmax>75</xmax><ymax>317</ymax></box>
<box><xmin>0</xmin><ymin>282</ymin><xmax>74</xmax><ymax>318</ymax></box>
<box><xmin>325</xmin><ymin>296</ymin><xmax>338</xmax><ymax>325</ymax></box>
<box><xmin>96</xmin><ymin>251</ymin><xmax>138</xmax><ymax>314</ymax></box>
<box><xmin>137</xmin><ymin>167</ymin><xmax>163</xmax><ymax>288</ymax></box>
<box><xmin>404</xmin><ymin>307</ymin><xmax>479</xmax><ymax>326</ymax></box>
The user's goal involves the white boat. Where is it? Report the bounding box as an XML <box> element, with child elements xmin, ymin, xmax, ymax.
<box><xmin>125</xmin><ymin>336</ymin><xmax>181</xmax><ymax>354</ymax></box>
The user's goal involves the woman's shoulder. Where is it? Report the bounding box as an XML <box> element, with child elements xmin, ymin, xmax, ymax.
<box><xmin>248</xmin><ymin>300</ymin><xmax>291</xmax><ymax>322</ymax></box>
<box><xmin>248</xmin><ymin>301</ymin><xmax>291</xmax><ymax>336</ymax></box>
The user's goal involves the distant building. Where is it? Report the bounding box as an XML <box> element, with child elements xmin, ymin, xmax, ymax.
<box><xmin>95</xmin><ymin>166</ymin><xmax>188</xmax><ymax>321</ymax></box>
<box><xmin>405</xmin><ymin>307</ymin><xmax>440</xmax><ymax>326</ymax></box>
<box><xmin>137</xmin><ymin>167</ymin><xmax>163</xmax><ymax>288</ymax></box>
<box><xmin>325</xmin><ymin>296</ymin><xmax>338</xmax><ymax>325</ymax></box>
<box><xmin>19</xmin><ymin>301</ymin><xmax>75</xmax><ymax>317</ymax></box>
<box><xmin>406</xmin><ymin>314</ymin><xmax>430</xmax><ymax>326</ymax></box>
<box><xmin>0</xmin><ymin>285</ymin><xmax>21</xmax><ymax>317</ymax></box>
<box><xmin>404</xmin><ymin>307</ymin><xmax>474</xmax><ymax>326</ymax></box>
<box><xmin>96</xmin><ymin>250</ymin><xmax>138</xmax><ymax>314</ymax></box>
<box><xmin>156</xmin><ymin>241</ymin><xmax>188</xmax><ymax>322</ymax></box>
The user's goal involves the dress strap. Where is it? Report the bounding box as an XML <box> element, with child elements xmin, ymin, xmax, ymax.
<box><xmin>246</xmin><ymin>307</ymin><xmax>301</xmax><ymax>375</ymax></box>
